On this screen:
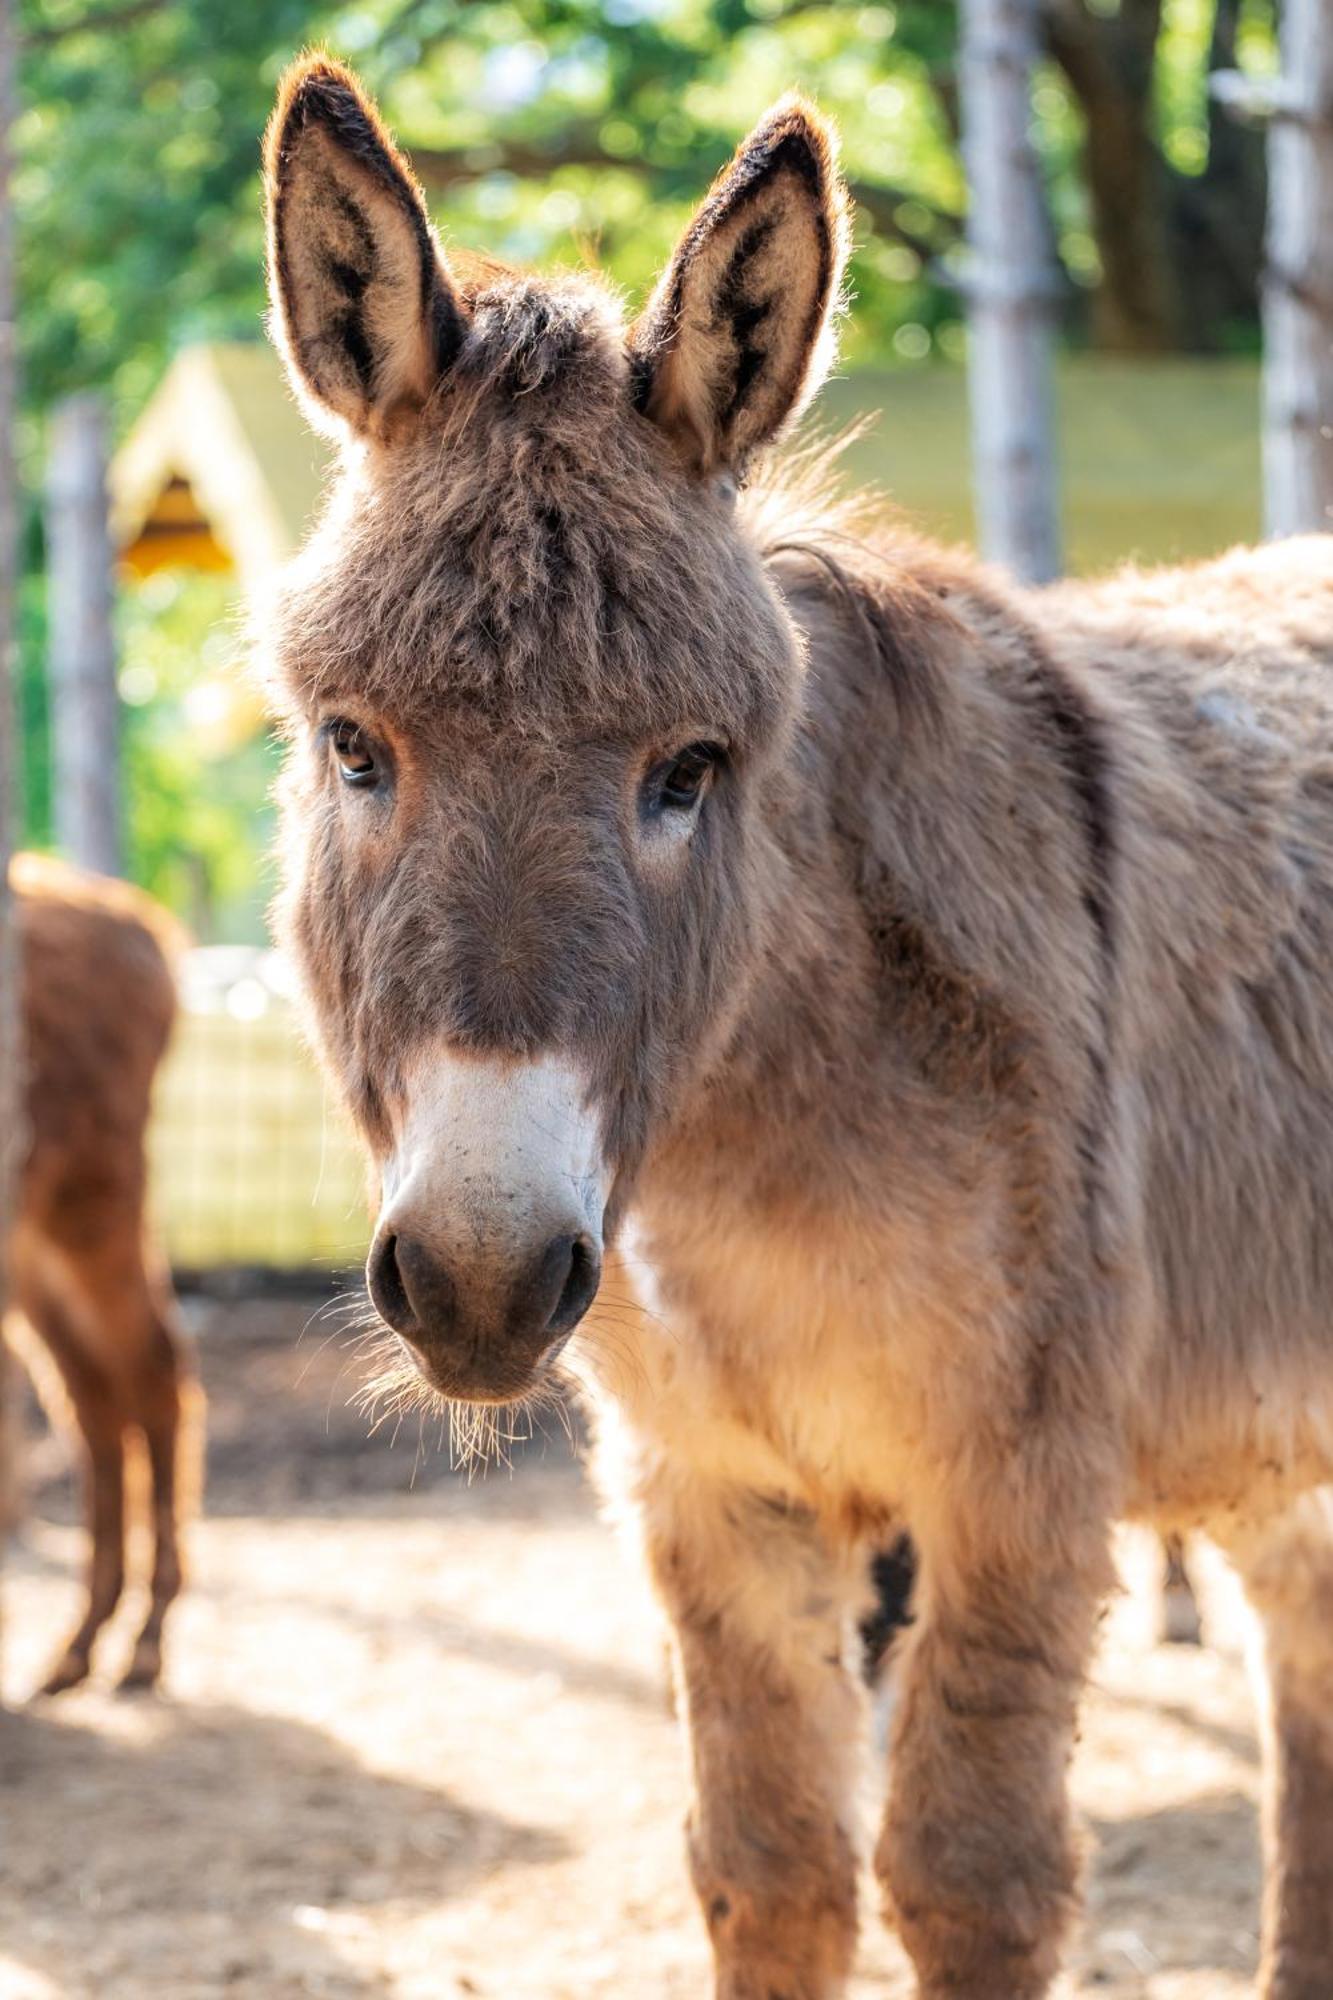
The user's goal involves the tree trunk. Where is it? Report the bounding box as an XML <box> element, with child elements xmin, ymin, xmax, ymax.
<box><xmin>1044</xmin><ymin>0</ymin><xmax>1179</xmax><ymax>353</ymax></box>
<box><xmin>0</xmin><ymin>0</ymin><xmax>19</xmax><ymax>1682</ymax></box>
<box><xmin>959</xmin><ymin>0</ymin><xmax>1063</xmax><ymax>582</ymax></box>
<box><xmin>1263</xmin><ymin>0</ymin><xmax>1333</xmax><ymax>537</ymax></box>
<box><xmin>47</xmin><ymin>391</ymin><xmax>122</xmax><ymax>875</ymax></box>
<box><xmin>1177</xmin><ymin>0</ymin><xmax>1267</xmax><ymax>352</ymax></box>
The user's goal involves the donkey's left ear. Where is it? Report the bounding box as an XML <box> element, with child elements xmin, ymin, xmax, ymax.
<box><xmin>264</xmin><ymin>56</ymin><xmax>467</xmax><ymax>440</ymax></box>
<box><xmin>629</xmin><ymin>97</ymin><xmax>849</xmax><ymax>477</ymax></box>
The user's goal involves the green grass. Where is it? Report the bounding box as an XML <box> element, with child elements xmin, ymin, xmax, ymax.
<box><xmin>822</xmin><ymin>357</ymin><xmax>1261</xmax><ymax>574</ymax></box>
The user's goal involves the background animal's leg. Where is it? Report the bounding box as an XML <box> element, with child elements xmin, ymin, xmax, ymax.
<box><xmin>644</xmin><ymin>1474</ymin><xmax>866</xmax><ymax>2000</ymax></box>
<box><xmin>1218</xmin><ymin>1491</ymin><xmax>1333</xmax><ymax>2000</ymax></box>
<box><xmin>0</xmin><ymin>1322</ymin><xmax>24</xmax><ymax>1536</ymax></box>
<box><xmin>119</xmin><ymin>1283</ymin><xmax>196</xmax><ymax>1691</ymax></box>
<box><xmin>874</xmin><ymin>1501</ymin><xmax>1114</xmax><ymax>2000</ymax></box>
<box><xmin>1159</xmin><ymin>1532</ymin><xmax>1203</xmax><ymax>1645</ymax></box>
<box><xmin>23</xmin><ymin>1275</ymin><xmax>127</xmax><ymax>1695</ymax></box>
<box><xmin>58</xmin><ymin>1226</ymin><xmax>196</xmax><ymax>1694</ymax></box>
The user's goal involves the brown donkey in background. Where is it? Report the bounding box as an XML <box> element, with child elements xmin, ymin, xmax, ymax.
<box><xmin>262</xmin><ymin>59</ymin><xmax>1333</xmax><ymax>2000</ymax></box>
<box><xmin>7</xmin><ymin>856</ymin><xmax>196</xmax><ymax>1694</ymax></box>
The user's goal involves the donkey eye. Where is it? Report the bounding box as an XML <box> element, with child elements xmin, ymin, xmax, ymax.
<box><xmin>644</xmin><ymin>741</ymin><xmax>724</xmax><ymax>817</ymax></box>
<box><xmin>327</xmin><ymin>718</ymin><xmax>379</xmax><ymax>788</ymax></box>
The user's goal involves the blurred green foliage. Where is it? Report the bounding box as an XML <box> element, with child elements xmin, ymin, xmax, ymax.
<box><xmin>115</xmin><ymin>572</ymin><xmax>279</xmax><ymax>941</ymax></box>
<box><xmin>19</xmin><ymin>0</ymin><xmax>1279</xmax><ymax>417</ymax></box>
<box><xmin>14</xmin><ymin>0</ymin><xmax>1279</xmax><ymax>930</ymax></box>
<box><xmin>18</xmin><ymin>561</ymin><xmax>278</xmax><ymax>938</ymax></box>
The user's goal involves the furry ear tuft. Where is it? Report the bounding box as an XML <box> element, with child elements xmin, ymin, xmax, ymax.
<box><xmin>630</xmin><ymin>97</ymin><xmax>850</xmax><ymax>476</ymax></box>
<box><xmin>264</xmin><ymin>56</ymin><xmax>467</xmax><ymax>439</ymax></box>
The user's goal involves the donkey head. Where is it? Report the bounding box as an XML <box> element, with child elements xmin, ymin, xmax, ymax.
<box><xmin>264</xmin><ymin>58</ymin><xmax>849</xmax><ymax>1402</ymax></box>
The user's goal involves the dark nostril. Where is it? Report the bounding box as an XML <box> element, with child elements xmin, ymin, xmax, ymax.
<box><xmin>368</xmin><ymin>1231</ymin><xmax>415</xmax><ymax>1335</ymax></box>
<box><xmin>545</xmin><ymin>1232</ymin><xmax>602</xmax><ymax>1337</ymax></box>
<box><xmin>368</xmin><ymin>1231</ymin><xmax>456</xmax><ymax>1342</ymax></box>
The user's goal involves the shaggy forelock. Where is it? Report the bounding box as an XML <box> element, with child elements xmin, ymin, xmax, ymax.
<box><xmin>271</xmin><ymin>271</ymin><xmax>799</xmax><ymax>748</ymax></box>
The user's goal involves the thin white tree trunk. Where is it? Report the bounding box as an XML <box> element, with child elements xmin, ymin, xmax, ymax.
<box><xmin>958</xmin><ymin>0</ymin><xmax>1063</xmax><ymax>582</ymax></box>
<box><xmin>0</xmin><ymin>0</ymin><xmax>19</xmax><ymax>1679</ymax></box>
<box><xmin>47</xmin><ymin>391</ymin><xmax>122</xmax><ymax>875</ymax></box>
<box><xmin>1263</xmin><ymin>0</ymin><xmax>1333</xmax><ymax>537</ymax></box>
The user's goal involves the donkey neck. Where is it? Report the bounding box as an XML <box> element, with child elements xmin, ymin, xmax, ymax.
<box><xmin>642</xmin><ymin>528</ymin><xmax>1118</xmax><ymax>1248</ymax></box>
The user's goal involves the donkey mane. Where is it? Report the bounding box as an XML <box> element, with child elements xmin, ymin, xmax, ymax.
<box><xmin>746</xmin><ymin>433</ymin><xmax>1118</xmax><ymax>1003</ymax></box>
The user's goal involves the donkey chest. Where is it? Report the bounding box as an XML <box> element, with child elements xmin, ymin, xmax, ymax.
<box><xmin>600</xmin><ymin>1199</ymin><xmax>993</xmax><ymax>1521</ymax></box>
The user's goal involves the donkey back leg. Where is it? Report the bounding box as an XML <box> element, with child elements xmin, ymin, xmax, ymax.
<box><xmin>1218</xmin><ymin>1490</ymin><xmax>1333</xmax><ymax>2000</ymax></box>
<box><xmin>19</xmin><ymin>1269</ymin><xmax>127</xmax><ymax>1695</ymax></box>
<box><xmin>118</xmin><ymin>1282</ymin><xmax>197</xmax><ymax>1691</ymax></box>
<box><xmin>27</xmin><ymin>1215</ymin><xmax>195</xmax><ymax>1695</ymax></box>
<box><xmin>63</xmin><ymin>1225</ymin><xmax>195</xmax><ymax>1694</ymax></box>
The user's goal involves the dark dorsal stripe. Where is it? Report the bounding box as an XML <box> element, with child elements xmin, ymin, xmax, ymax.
<box><xmin>1018</xmin><ymin>624</ymin><xmax>1119</xmax><ymax>1235</ymax></box>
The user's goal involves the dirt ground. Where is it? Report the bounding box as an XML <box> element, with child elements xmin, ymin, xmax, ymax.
<box><xmin>1</xmin><ymin>1293</ymin><xmax>1268</xmax><ymax>1999</ymax></box>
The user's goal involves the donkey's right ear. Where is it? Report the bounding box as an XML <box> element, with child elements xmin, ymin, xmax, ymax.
<box><xmin>264</xmin><ymin>57</ymin><xmax>467</xmax><ymax>440</ymax></box>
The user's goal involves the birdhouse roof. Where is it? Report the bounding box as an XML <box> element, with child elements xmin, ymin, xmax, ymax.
<box><xmin>110</xmin><ymin>343</ymin><xmax>331</xmax><ymax>598</ymax></box>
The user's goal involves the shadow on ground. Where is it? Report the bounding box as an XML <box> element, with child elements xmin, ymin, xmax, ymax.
<box><xmin>0</xmin><ymin>1696</ymin><xmax>566</xmax><ymax>1998</ymax></box>
<box><xmin>1082</xmin><ymin>1790</ymin><xmax>1260</xmax><ymax>1984</ymax></box>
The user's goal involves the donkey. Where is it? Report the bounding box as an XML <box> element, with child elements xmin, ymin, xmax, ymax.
<box><xmin>262</xmin><ymin>58</ymin><xmax>1333</xmax><ymax>1999</ymax></box>
<box><xmin>7</xmin><ymin>855</ymin><xmax>196</xmax><ymax>1693</ymax></box>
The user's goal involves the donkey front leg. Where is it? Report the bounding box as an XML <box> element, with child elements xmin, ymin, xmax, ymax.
<box><xmin>875</xmin><ymin>1495</ymin><xmax>1114</xmax><ymax>2000</ymax></box>
<box><xmin>643</xmin><ymin>1472</ymin><xmax>866</xmax><ymax>2000</ymax></box>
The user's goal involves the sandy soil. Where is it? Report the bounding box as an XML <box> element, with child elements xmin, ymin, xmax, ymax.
<box><xmin>1</xmin><ymin>1295</ymin><xmax>1267</xmax><ymax>1999</ymax></box>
